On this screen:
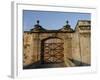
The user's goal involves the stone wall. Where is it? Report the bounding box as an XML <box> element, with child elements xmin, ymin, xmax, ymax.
<box><xmin>23</xmin><ymin>20</ymin><xmax>91</xmax><ymax>67</ymax></box>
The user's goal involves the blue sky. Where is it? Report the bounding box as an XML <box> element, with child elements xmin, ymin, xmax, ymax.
<box><xmin>23</xmin><ymin>10</ymin><xmax>91</xmax><ymax>31</ymax></box>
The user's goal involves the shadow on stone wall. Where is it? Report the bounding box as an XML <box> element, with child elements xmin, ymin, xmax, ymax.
<box><xmin>23</xmin><ymin>59</ymin><xmax>90</xmax><ymax>69</ymax></box>
<box><xmin>68</xmin><ymin>58</ymin><xmax>90</xmax><ymax>66</ymax></box>
<box><xmin>23</xmin><ymin>61</ymin><xmax>66</xmax><ymax>69</ymax></box>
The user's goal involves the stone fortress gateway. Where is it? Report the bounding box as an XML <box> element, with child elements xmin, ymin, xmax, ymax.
<box><xmin>23</xmin><ymin>20</ymin><xmax>91</xmax><ymax>69</ymax></box>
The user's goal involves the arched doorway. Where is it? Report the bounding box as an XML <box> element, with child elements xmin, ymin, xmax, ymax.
<box><xmin>41</xmin><ymin>38</ymin><xmax>64</xmax><ymax>64</ymax></box>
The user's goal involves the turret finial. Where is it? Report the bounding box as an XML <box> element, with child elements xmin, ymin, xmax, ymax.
<box><xmin>37</xmin><ymin>20</ymin><xmax>40</xmax><ymax>25</ymax></box>
<box><xmin>66</xmin><ymin>20</ymin><xmax>69</xmax><ymax>25</ymax></box>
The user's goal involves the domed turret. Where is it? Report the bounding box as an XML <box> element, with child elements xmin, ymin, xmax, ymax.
<box><xmin>60</xmin><ymin>20</ymin><xmax>73</xmax><ymax>32</ymax></box>
<box><xmin>30</xmin><ymin>20</ymin><xmax>46</xmax><ymax>32</ymax></box>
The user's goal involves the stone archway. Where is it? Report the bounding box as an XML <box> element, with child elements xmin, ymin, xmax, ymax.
<box><xmin>23</xmin><ymin>20</ymin><xmax>91</xmax><ymax>69</ymax></box>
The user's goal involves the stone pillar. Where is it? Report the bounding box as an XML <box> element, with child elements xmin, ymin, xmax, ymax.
<box><xmin>32</xmin><ymin>33</ymin><xmax>40</xmax><ymax>63</ymax></box>
<box><xmin>63</xmin><ymin>36</ymin><xmax>75</xmax><ymax>67</ymax></box>
<box><xmin>63</xmin><ymin>37</ymin><xmax>68</xmax><ymax>66</ymax></box>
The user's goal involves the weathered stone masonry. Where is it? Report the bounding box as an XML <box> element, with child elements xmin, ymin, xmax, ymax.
<box><xmin>23</xmin><ymin>20</ymin><xmax>91</xmax><ymax>67</ymax></box>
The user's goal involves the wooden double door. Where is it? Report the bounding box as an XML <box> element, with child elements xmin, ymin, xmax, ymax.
<box><xmin>41</xmin><ymin>38</ymin><xmax>64</xmax><ymax>64</ymax></box>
